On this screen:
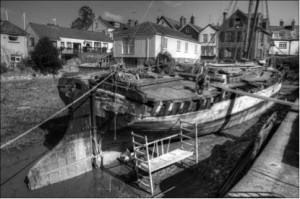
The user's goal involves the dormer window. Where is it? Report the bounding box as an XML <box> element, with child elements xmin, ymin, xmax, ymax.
<box><xmin>273</xmin><ymin>32</ymin><xmax>279</xmax><ymax>38</ymax></box>
<box><xmin>186</xmin><ymin>27</ymin><xmax>191</xmax><ymax>33</ymax></box>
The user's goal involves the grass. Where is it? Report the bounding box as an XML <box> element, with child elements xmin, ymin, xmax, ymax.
<box><xmin>0</xmin><ymin>77</ymin><xmax>68</xmax><ymax>152</ymax></box>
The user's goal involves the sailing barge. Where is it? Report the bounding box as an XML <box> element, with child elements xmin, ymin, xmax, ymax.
<box><xmin>58</xmin><ymin>62</ymin><xmax>282</xmax><ymax>135</ymax></box>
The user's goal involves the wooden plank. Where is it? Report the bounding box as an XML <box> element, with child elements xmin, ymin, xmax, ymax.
<box><xmin>138</xmin><ymin>149</ymin><xmax>193</xmax><ymax>172</ymax></box>
<box><xmin>210</xmin><ymin>84</ymin><xmax>299</xmax><ymax>108</ymax></box>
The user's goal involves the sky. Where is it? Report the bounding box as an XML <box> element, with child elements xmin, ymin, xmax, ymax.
<box><xmin>1</xmin><ymin>1</ymin><xmax>299</xmax><ymax>30</ymax></box>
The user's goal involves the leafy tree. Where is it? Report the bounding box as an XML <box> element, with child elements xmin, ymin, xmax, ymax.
<box><xmin>31</xmin><ymin>37</ymin><xmax>62</xmax><ymax>74</ymax></box>
<box><xmin>71</xmin><ymin>6</ymin><xmax>95</xmax><ymax>30</ymax></box>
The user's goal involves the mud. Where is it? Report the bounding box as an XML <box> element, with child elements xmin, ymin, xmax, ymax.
<box><xmin>1</xmin><ymin>82</ymin><xmax>298</xmax><ymax>198</ymax></box>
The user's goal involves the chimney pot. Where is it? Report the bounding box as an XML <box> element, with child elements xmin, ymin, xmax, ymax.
<box><xmin>280</xmin><ymin>19</ymin><xmax>284</xmax><ymax>26</ymax></box>
<box><xmin>223</xmin><ymin>9</ymin><xmax>228</xmax><ymax>23</ymax></box>
<box><xmin>190</xmin><ymin>14</ymin><xmax>195</xmax><ymax>24</ymax></box>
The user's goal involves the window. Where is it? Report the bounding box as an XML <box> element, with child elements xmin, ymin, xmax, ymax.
<box><xmin>61</xmin><ymin>42</ymin><xmax>65</xmax><ymax>48</ymax></box>
<box><xmin>177</xmin><ymin>41</ymin><xmax>181</xmax><ymax>51</ymax></box>
<box><xmin>279</xmin><ymin>42</ymin><xmax>287</xmax><ymax>49</ymax></box>
<box><xmin>234</xmin><ymin>18</ymin><xmax>242</xmax><ymax>27</ymax></box>
<box><xmin>210</xmin><ymin>34</ymin><xmax>215</xmax><ymax>43</ymax></box>
<box><xmin>186</xmin><ymin>27</ymin><xmax>191</xmax><ymax>33</ymax></box>
<box><xmin>224</xmin><ymin>47</ymin><xmax>233</xmax><ymax>58</ymax></box>
<box><xmin>95</xmin><ymin>22</ymin><xmax>98</xmax><ymax>29</ymax></box>
<box><xmin>185</xmin><ymin>42</ymin><xmax>188</xmax><ymax>52</ymax></box>
<box><xmin>225</xmin><ymin>31</ymin><xmax>234</xmax><ymax>42</ymax></box>
<box><xmin>67</xmin><ymin>42</ymin><xmax>72</xmax><ymax>49</ymax></box>
<box><xmin>114</xmin><ymin>23</ymin><xmax>120</xmax><ymax>28</ymax></box>
<box><xmin>8</xmin><ymin>35</ymin><xmax>19</xmax><ymax>42</ymax></box>
<box><xmin>162</xmin><ymin>37</ymin><xmax>168</xmax><ymax>49</ymax></box>
<box><xmin>273</xmin><ymin>32</ymin><xmax>279</xmax><ymax>38</ymax></box>
<box><xmin>122</xmin><ymin>38</ymin><xmax>134</xmax><ymax>54</ymax></box>
<box><xmin>203</xmin><ymin>34</ymin><xmax>208</xmax><ymax>43</ymax></box>
<box><xmin>30</xmin><ymin>38</ymin><xmax>35</xmax><ymax>47</ymax></box>
<box><xmin>11</xmin><ymin>54</ymin><xmax>21</xmax><ymax>63</ymax></box>
<box><xmin>195</xmin><ymin>44</ymin><xmax>198</xmax><ymax>53</ymax></box>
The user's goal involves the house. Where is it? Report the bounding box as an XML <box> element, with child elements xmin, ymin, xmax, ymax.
<box><xmin>1</xmin><ymin>20</ymin><xmax>28</xmax><ymax>66</ymax></box>
<box><xmin>113</xmin><ymin>21</ymin><xmax>201</xmax><ymax>67</ymax></box>
<box><xmin>199</xmin><ymin>24</ymin><xmax>219</xmax><ymax>61</ymax></box>
<box><xmin>179</xmin><ymin>15</ymin><xmax>202</xmax><ymax>41</ymax></box>
<box><xmin>86</xmin><ymin>16</ymin><xmax>137</xmax><ymax>40</ymax></box>
<box><xmin>218</xmin><ymin>9</ymin><xmax>271</xmax><ymax>60</ymax></box>
<box><xmin>269</xmin><ymin>20</ymin><xmax>299</xmax><ymax>55</ymax></box>
<box><xmin>26</xmin><ymin>23</ymin><xmax>113</xmax><ymax>59</ymax></box>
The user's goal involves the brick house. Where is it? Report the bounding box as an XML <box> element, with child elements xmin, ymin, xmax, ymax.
<box><xmin>218</xmin><ymin>9</ymin><xmax>271</xmax><ymax>60</ymax></box>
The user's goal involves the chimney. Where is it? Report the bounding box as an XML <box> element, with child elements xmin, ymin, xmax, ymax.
<box><xmin>180</xmin><ymin>16</ymin><xmax>184</xmax><ymax>27</ymax></box>
<box><xmin>183</xmin><ymin>17</ymin><xmax>186</xmax><ymax>26</ymax></box>
<box><xmin>128</xmin><ymin>19</ymin><xmax>134</xmax><ymax>28</ymax></box>
<box><xmin>156</xmin><ymin>17</ymin><xmax>160</xmax><ymax>24</ymax></box>
<box><xmin>190</xmin><ymin>14</ymin><xmax>195</xmax><ymax>24</ymax></box>
<box><xmin>223</xmin><ymin>9</ymin><xmax>228</xmax><ymax>23</ymax></box>
<box><xmin>134</xmin><ymin>20</ymin><xmax>139</xmax><ymax>26</ymax></box>
<box><xmin>291</xmin><ymin>19</ymin><xmax>295</xmax><ymax>30</ymax></box>
<box><xmin>280</xmin><ymin>19</ymin><xmax>284</xmax><ymax>26</ymax></box>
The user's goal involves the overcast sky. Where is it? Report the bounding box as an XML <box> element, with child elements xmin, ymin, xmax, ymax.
<box><xmin>1</xmin><ymin>1</ymin><xmax>299</xmax><ymax>30</ymax></box>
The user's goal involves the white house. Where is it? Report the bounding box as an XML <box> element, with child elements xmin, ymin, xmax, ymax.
<box><xmin>269</xmin><ymin>20</ymin><xmax>299</xmax><ymax>55</ymax></box>
<box><xmin>113</xmin><ymin>21</ymin><xmax>201</xmax><ymax>67</ymax></box>
<box><xmin>1</xmin><ymin>20</ymin><xmax>28</xmax><ymax>66</ymax></box>
<box><xmin>199</xmin><ymin>24</ymin><xmax>219</xmax><ymax>60</ymax></box>
<box><xmin>27</xmin><ymin>23</ymin><xmax>113</xmax><ymax>59</ymax></box>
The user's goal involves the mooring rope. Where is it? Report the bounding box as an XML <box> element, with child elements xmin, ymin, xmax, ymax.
<box><xmin>0</xmin><ymin>71</ymin><xmax>116</xmax><ymax>149</ymax></box>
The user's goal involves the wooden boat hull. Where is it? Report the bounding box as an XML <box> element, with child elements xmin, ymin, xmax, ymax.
<box><xmin>116</xmin><ymin>82</ymin><xmax>282</xmax><ymax>135</ymax></box>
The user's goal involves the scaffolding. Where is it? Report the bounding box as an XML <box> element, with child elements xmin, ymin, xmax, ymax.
<box><xmin>131</xmin><ymin>120</ymin><xmax>199</xmax><ymax>195</ymax></box>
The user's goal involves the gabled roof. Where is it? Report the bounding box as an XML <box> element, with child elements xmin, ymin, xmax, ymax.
<box><xmin>114</xmin><ymin>21</ymin><xmax>200</xmax><ymax>43</ymax></box>
<box><xmin>180</xmin><ymin>23</ymin><xmax>202</xmax><ymax>33</ymax></box>
<box><xmin>0</xmin><ymin>20</ymin><xmax>28</xmax><ymax>36</ymax></box>
<box><xmin>221</xmin><ymin>9</ymin><xmax>270</xmax><ymax>35</ymax></box>
<box><xmin>157</xmin><ymin>16</ymin><xmax>181</xmax><ymax>30</ymax></box>
<box><xmin>200</xmin><ymin>24</ymin><xmax>219</xmax><ymax>32</ymax></box>
<box><xmin>28</xmin><ymin>23</ymin><xmax>112</xmax><ymax>42</ymax></box>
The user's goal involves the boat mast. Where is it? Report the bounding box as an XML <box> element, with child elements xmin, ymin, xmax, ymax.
<box><xmin>243</xmin><ymin>0</ymin><xmax>254</xmax><ymax>58</ymax></box>
<box><xmin>246</xmin><ymin>0</ymin><xmax>260</xmax><ymax>59</ymax></box>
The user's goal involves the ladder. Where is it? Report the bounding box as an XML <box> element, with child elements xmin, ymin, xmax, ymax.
<box><xmin>131</xmin><ymin>120</ymin><xmax>199</xmax><ymax>195</ymax></box>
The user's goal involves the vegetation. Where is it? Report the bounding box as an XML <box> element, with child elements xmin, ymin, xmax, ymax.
<box><xmin>0</xmin><ymin>62</ymin><xmax>9</xmax><ymax>74</ymax></box>
<box><xmin>71</xmin><ymin>6</ymin><xmax>95</xmax><ymax>30</ymax></box>
<box><xmin>30</xmin><ymin>37</ymin><xmax>62</xmax><ymax>74</ymax></box>
<box><xmin>0</xmin><ymin>78</ymin><xmax>67</xmax><ymax>151</ymax></box>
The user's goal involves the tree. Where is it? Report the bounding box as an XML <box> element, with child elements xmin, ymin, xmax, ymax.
<box><xmin>31</xmin><ymin>37</ymin><xmax>62</xmax><ymax>74</ymax></box>
<box><xmin>71</xmin><ymin>6</ymin><xmax>95</xmax><ymax>30</ymax></box>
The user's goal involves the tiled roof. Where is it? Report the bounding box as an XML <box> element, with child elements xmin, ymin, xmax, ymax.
<box><xmin>269</xmin><ymin>26</ymin><xmax>299</xmax><ymax>40</ymax></box>
<box><xmin>160</xmin><ymin>16</ymin><xmax>181</xmax><ymax>30</ymax></box>
<box><xmin>114</xmin><ymin>21</ymin><xmax>200</xmax><ymax>43</ymax></box>
<box><xmin>0</xmin><ymin>20</ymin><xmax>28</xmax><ymax>36</ymax></box>
<box><xmin>29</xmin><ymin>23</ymin><xmax>112</xmax><ymax>42</ymax></box>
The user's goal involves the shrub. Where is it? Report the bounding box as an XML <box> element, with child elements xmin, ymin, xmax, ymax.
<box><xmin>30</xmin><ymin>37</ymin><xmax>62</xmax><ymax>74</ymax></box>
<box><xmin>0</xmin><ymin>62</ymin><xmax>9</xmax><ymax>74</ymax></box>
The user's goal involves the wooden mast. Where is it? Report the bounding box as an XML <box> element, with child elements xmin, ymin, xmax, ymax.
<box><xmin>246</xmin><ymin>0</ymin><xmax>260</xmax><ymax>59</ymax></box>
<box><xmin>243</xmin><ymin>0</ymin><xmax>254</xmax><ymax>58</ymax></box>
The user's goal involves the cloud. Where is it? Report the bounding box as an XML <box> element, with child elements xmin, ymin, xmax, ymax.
<box><xmin>163</xmin><ymin>1</ymin><xmax>182</xmax><ymax>7</ymax></box>
<box><xmin>103</xmin><ymin>11</ymin><xmax>124</xmax><ymax>22</ymax></box>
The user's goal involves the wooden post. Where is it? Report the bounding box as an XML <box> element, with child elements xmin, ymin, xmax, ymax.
<box><xmin>90</xmin><ymin>92</ymin><xmax>101</xmax><ymax>168</ymax></box>
<box><xmin>195</xmin><ymin>123</ymin><xmax>198</xmax><ymax>164</ymax></box>
<box><xmin>145</xmin><ymin>135</ymin><xmax>154</xmax><ymax>195</ymax></box>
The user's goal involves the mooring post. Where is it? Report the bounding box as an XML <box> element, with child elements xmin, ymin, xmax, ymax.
<box><xmin>90</xmin><ymin>91</ymin><xmax>101</xmax><ymax>169</ymax></box>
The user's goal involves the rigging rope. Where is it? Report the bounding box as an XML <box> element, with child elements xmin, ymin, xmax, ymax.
<box><xmin>0</xmin><ymin>71</ymin><xmax>116</xmax><ymax>149</ymax></box>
